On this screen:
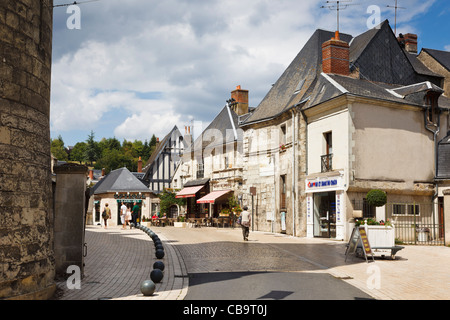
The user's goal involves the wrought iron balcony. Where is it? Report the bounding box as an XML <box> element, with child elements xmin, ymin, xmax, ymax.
<box><xmin>321</xmin><ymin>154</ymin><xmax>333</xmax><ymax>173</ymax></box>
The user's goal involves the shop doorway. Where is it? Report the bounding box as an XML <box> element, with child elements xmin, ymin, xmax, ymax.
<box><xmin>313</xmin><ymin>192</ymin><xmax>336</xmax><ymax>238</ymax></box>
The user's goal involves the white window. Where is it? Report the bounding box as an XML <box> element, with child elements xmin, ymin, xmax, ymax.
<box><xmin>392</xmin><ymin>204</ymin><xmax>420</xmax><ymax>216</ymax></box>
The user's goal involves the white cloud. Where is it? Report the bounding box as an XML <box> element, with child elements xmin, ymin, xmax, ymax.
<box><xmin>51</xmin><ymin>0</ymin><xmax>438</xmax><ymax>145</ymax></box>
<box><xmin>445</xmin><ymin>45</ymin><xmax>450</xmax><ymax>52</ymax></box>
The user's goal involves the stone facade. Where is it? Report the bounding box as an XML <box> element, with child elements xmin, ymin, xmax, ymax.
<box><xmin>241</xmin><ymin>110</ymin><xmax>307</xmax><ymax>237</ymax></box>
<box><xmin>0</xmin><ymin>0</ymin><xmax>55</xmax><ymax>299</ymax></box>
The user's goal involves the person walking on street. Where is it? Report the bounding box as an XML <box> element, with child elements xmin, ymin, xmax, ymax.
<box><xmin>240</xmin><ymin>206</ymin><xmax>251</xmax><ymax>241</ymax></box>
<box><xmin>131</xmin><ymin>202</ymin><xmax>140</xmax><ymax>228</ymax></box>
<box><xmin>120</xmin><ymin>202</ymin><xmax>127</xmax><ymax>229</ymax></box>
<box><xmin>102</xmin><ymin>203</ymin><xmax>111</xmax><ymax>229</ymax></box>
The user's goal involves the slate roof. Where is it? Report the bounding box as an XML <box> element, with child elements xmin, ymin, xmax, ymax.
<box><xmin>242</xmin><ymin>29</ymin><xmax>352</xmax><ymax>125</ymax></box>
<box><xmin>188</xmin><ymin>105</ymin><xmax>240</xmax><ymax>153</ymax></box>
<box><xmin>90</xmin><ymin>167</ymin><xmax>150</xmax><ymax>196</ymax></box>
<box><xmin>422</xmin><ymin>48</ymin><xmax>450</xmax><ymax>72</ymax></box>
<box><xmin>142</xmin><ymin>125</ymin><xmax>182</xmax><ymax>175</ymax></box>
<box><xmin>241</xmin><ymin>20</ymin><xmax>445</xmax><ymax>126</ymax></box>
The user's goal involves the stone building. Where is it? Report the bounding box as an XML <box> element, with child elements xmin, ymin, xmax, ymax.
<box><xmin>0</xmin><ymin>0</ymin><xmax>55</xmax><ymax>299</ymax></box>
<box><xmin>174</xmin><ymin>86</ymin><xmax>248</xmax><ymax>218</ymax></box>
<box><xmin>240</xmin><ymin>20</ymin><xmax>450</xmax><ymax>242</ymax></box>
<box><xmin>90</xmin><ymin>167</ymin><xmax>155</xmax><ymax>227</ymax></box>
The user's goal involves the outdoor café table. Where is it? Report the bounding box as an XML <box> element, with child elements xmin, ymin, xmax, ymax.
<box><xmin>158</xmin><ymin>218</ymin><xmax>167</xmax><ymax>227</ymax></box>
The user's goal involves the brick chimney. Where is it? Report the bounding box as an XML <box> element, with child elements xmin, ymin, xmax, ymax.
<box><xmin>89</xmin><ymin>169</ymin><xmax>94</xmax><ymax>180</ymax></box>
<box><xmin>403</xmin><ymin>33</ymin><xmax>418</xmax><ymax>54</ymax></box>
<box><xmin>322</xmin><ymin>31</ymin><xmax>350</xmax><ymax>76</ymax></box>
<box><xmin>137</xmin><ymin>156</ymin><xmax>142</xmax><ymax>173</ymax></box>
<box><xmin>230</xmin><ymin>85</ymin><xmax>249</xmax><ymax>116</ymax></box>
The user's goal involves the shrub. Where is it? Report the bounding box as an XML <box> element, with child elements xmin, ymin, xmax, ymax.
<box><xmin>366</xmin><ymin>189</ymin><xmax>387</xmax><ymax>207</ymax></box>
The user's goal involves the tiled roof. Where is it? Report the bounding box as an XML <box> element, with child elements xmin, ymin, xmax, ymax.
<box><xmin>91</xmin><ymin>167</ymin><xmax>150</xmax><ymax>195</ymax></box>
<box><xmin>242</xmin><ymin>20</ymin><xmax>445</xmax><ymax>125</ymax></box>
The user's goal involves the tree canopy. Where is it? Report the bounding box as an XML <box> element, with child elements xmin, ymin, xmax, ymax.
<box><xmin>50</xmin><ymin>131</ymin><xmax>159</xmax><ymax>174</ymax></box>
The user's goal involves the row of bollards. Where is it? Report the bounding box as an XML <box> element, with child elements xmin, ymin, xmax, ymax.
<box><xmin>131</xmin><ymin>223</ymin><xmax>165</xmax><ymax>297</ymax></box>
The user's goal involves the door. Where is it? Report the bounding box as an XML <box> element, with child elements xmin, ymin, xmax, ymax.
<box><xmin>313</xmin><ymin>192</ymin><xmax>336</xmax><ymax>238</ymax></box>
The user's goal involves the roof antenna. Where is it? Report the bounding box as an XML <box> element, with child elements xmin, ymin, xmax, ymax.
<box><xmin>387</xmin><ymin>0</ymin><xmax>406</xmax><ymax>37</ymax></box>
<box><xmin>321</xmin><ymin>1</ymin><xmax>360</xmax><ymax>34</ymax></box>
<box><xmin>53</xmin><ymin>0</ymin><xmax>100</xmax><ymax>8</ymax></box>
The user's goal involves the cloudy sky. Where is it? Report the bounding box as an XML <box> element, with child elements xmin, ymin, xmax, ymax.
<box><xmin>50</xmin><ymin>0</ymin><xmax>450</xmax><ymax>146</ymax></box>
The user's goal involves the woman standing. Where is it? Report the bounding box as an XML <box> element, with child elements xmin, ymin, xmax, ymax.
<box><xmin>125</xmin><ymin>204</ymin><xmax>132</xmax><ymax>229</ymax></box>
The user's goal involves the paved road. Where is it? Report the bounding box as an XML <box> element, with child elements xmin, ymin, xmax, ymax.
<box><xmin>55</xmin><ymin>224</ymin><xmax>450</xmax><ymax>301</ymax></box>
<box><xmin>157</xmin><ymin>227</ymin><xmax>373</xmax><ymax>300</ymax></box>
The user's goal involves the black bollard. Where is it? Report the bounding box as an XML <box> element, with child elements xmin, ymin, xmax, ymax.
<box><xmin>150</xmin><ymin>269</ymin><xmax>164</xmax><ymax>283</ymax></box>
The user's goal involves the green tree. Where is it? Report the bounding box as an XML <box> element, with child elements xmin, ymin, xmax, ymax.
<box><xmin>70</xmin><ymin>142</ymin><xmax>87</xmax><ymax>163</ymax></box>
<box><xmin>85</xmin><ymin>130</ymin><xmax>99</xmax><ymax>165</ymax></box>
<box><xmin>51</xmin><ymin>135</ymin><xmax>68</xmax><ymax>161</ymax></box>
<box><xmin>158</xmin><ymin>189</ymin><xmax>185</xmax><ymax>217</ymax></box>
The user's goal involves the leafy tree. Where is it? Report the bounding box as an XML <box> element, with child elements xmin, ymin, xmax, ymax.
<box><xmin>51</xmin><ymin>135</ymin><xmax>68</xmax><ymax>161</ymax></box>
<box><xmin>70</xmin><ymin>142</ymin><xmax>87</xmax><ymax>163</ymax></box>
<box><xmin>158</xmin><ymin>189</ymin><xmax>185</xmax><ymax>217</ymax></box>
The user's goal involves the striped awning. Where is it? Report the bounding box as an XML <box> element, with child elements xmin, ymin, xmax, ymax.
<box><xmin>197</xmin><ymin>190</ymin><xmax>232</xmax><ymax>204</ymax></box>
<box><xmin>175</xmin><ymin>185</ymin><xmax>204</xmax><ymax>198</ymax></box>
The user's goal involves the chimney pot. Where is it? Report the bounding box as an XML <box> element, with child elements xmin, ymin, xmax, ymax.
<box><xmin>322</xmin><ymin>35</ymin><xmax>350</xmax><ymax>76</ymax></box>
<box><xmin>138</xmin><ymin>157</ymin><xmax>142</xmax><ymax>173</ymax></box>
<box><xmin>403</xmin><ymin>33</ymin><xmax>418</xmax><ymax>54</ymax></box>
<box><xmin>231</xmin><ymin>85</ymin><xmax>249</xmax><ymax>116</ymax></box>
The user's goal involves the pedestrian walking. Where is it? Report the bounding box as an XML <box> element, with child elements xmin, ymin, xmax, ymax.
<box><xmin>240</xmin><ymin>206</ymin><xmax>251</xmax><ymax>241</ymax></box>
<box><xmin>120</xmin><ymin>202</ymin><xmax>127</xmax><ymax>229</ymax></box>
<box><xmin>131</xmin><ymin>202</ymin><xmax>140</xmax><ymax>227</ymax></box>
<box><xmin>102</xmin><ymin>203</ymin><xmax>111</xmax><ymax>229</ymax></box>
<box><xmin>125</xmin><ymin>204</ymin><xmax>132</xmax><ymax>229</ymax></box>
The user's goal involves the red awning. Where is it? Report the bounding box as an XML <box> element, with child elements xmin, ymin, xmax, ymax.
<box><xmin>197</xmin><ymin>190</ymin><xmax>232</xmax><ymax>204</ymax></box>
<box><xmin>175</xmin><ymin>185</ymin><xmax>204</xmax><ymax>198</ymax></box>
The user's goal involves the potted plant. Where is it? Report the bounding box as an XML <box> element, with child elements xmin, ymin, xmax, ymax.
<box><xmin>366</xmin><ymin>189</ymin><xmax>387</xmax><ymax>208</ymax></box>
<box><xmin>174</xmin><ymin>215</ymin><xmax>186</xmax><ymax>228</ymax></box>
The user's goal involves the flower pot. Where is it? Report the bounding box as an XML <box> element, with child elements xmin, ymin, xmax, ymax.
<box><xmin>174</xmin><ymin>222</ymin><xmax>186</xmax><ymax>228</ymax></box>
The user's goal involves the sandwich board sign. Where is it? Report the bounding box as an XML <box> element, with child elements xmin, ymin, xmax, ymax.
<box><xmin>345</xmin><ymin>227</ymin><xmax>374</xmax><ymax>263</ymax></box>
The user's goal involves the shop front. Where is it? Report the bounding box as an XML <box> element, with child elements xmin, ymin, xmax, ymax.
<box><xmin>306</xmin><ymin>172</ymin><xmax>346</xmax><ymax>240</ymax></box>
<box><xmin>175</xmin><ymin>178</ymin><xmax>210</xmax><ymax>218</ymax></box>
<box><xmin>197</xmin><ymin>190</ymin><xmax>233</xmax><ymax>218</ymax></box>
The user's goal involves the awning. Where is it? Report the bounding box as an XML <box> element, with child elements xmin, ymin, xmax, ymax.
<box><xmin>197</xmin><ymin>190</ymin><xmax>232</xmax><ymax>204</ymax></box>
<box><xmin>175</xmin><ymin>185</ymin><xmax>204</xmax><ymax>198</ymax></box>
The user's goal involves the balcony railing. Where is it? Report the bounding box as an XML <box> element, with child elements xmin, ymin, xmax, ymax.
<box><xmin>321</xmin><ymin>154</ymin><xmax>333</xmax><ymax>173</ymax></box>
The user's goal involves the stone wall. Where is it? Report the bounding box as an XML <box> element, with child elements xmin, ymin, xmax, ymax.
<box><xmin>241</xmin><ymin>110</ymin><xmax>307</xmax><ymax>236</ymax></box>
<box><xmin>0</xmin><ymin>0</ymin><xmax>54</xmax><ymax>299</ymax></box>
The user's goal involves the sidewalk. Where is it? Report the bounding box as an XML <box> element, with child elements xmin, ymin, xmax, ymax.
<box><xmin>56</xmin><ymin>224</ymin><xmax>450</xmax><ymax>300</ymax></box>
<box><xmin>55</xmin><ymin>225</ymin><xmax>189</xmax><ymax>300</ymax></box>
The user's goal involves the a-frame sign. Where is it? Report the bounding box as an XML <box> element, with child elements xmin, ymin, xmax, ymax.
<box><xmin>345</xmin><ymin>226</ymin><xmax>374</xmax><ymax>263</ymax></box>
